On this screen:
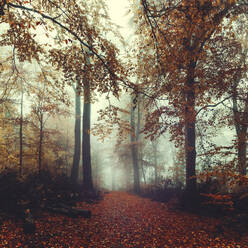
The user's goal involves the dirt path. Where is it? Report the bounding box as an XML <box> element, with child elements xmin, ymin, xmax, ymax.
<box><xmin>0</xmin><ymin>191</ymin><xmax>247</xmax><ymax>247</ymax></box>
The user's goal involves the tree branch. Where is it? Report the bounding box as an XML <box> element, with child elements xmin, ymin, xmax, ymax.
<box><xmin>0</xmin><ymin>0</ymin><xmax>7</xmax><ymax>16</ymax></box>
<box><xmin>196</xmin><ymin>96</ymin><xmax>232</xmax><ymax>116</ymax></box>
<box><xmin>7</xmin><ymin>2</ymin><xmax>163</xmax><ymax>102</ymax></box>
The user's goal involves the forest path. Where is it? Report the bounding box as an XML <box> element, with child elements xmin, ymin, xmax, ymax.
<box><xmin>0</xmin><ymin>191</ymin><xmax>247</xmax><ymax>247</ymax></box>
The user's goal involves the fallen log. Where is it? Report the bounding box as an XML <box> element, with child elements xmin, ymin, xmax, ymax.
<box><xmin>46</xmin><ymin>204</ymin><xmax>91</xmax><ymax>218</ymax></box>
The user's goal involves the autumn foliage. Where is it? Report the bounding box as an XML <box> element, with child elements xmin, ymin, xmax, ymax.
<box><xmin>0</xmin><ymin>191</ymin><xmax>248</xmax><ymax>247</ymax></box>
<box><xmin>0</xmin><ymin>0</ymin><xmax>248</xmax><ymax>247</ymax></box>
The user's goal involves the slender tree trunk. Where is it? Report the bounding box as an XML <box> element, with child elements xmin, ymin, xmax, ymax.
<box><xmin>82</xmin><ymin>81</ymin><xmax>93</xmax><ymax>190</ymax></box>
<box><xmin>123</xmin><ymin>162</ymin><xmax>132</xmax><ymax>190</ymax></box>
<box><xmin>71</xmin><ymin>82</ymin><xmax>81</xmax><ymax>182</ymax></box>
<box><xmin>19</xmin><ymin>84</ymin><xmax>23</xmax><ymax>175</ymax></box>
<box><xmin>137</xmin><ymin>98</ymin><xmax>146</xmax><ymax>184</ymax></box>
<box><xmin>65</xmin><ymin>128</ymin><xmax>69</xmax><ymax>176</ymax></box>
<box><xmin>140</xmin><ymin>148</ymin><xmax>146</xmax><ymax>185</ymax></box>
<box><xmin>136</xmin><ymin>98</ymin><xmax>141</xmax><ymax>142</ymax></box>
<box><xmin>112</xmin><ymin>166</ymin><xmax>116</xmax><ymax>191</ymax></box>
<box><xmin>172</xmin><ymin>149</ymin><xmax>179</xmax><ymax>187</ymax></box>
<box><xmin>185</xmin><ymin>62</ymin><xmax>197</xmax><ymax>196</ymax></box>
<box><xmin>153</xmin><ymin>142</ymin><xmax>158</xmax><ymax>185</ymax></box>
<box><xmin>38</xmin><ymin>114</ymin><xmax>43</xmax><ymax>173</ymax></box>
<box><xmin>136</xmin><ymin>97</ymin><xmax>143</xmax><ymax>185</ymax></box>
<box><xmin>130</xmin><ymin>100</ymin><xmax>140</xmax><ymax>194</ymax></box>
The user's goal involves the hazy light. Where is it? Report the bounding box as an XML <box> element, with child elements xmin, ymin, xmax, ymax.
<box><xmin>107</xmin><ymin>0</ymin><xmax>129</xmax><ymax>27</ymax></box>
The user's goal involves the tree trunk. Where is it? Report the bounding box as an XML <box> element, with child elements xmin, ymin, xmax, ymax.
<box><xmin>130</xmin><ymin>100</ymin><xmax>140</xmax><ymax>194</ymax></box>
<box><xmin>71</xmin><ymin>82</ymin><xmax>81</xmax><ymax>182</ymax></box>
<box><xmin>185</xmin><ymin>62</ymin><xmax>197</xmax><ymax>197</ymax></box>
<box><xmin>112</xmin><ymin>166</ymin><xmax>116</xmax><ymax>191</ymax></box>
<box><xmin>38</xmin><ymin>113</ymin><xmax>43</xmax><ymax>173</ymax></box>
<box><xmin>233</xmin><ymin>90</ymin><xmax>248</xmax><ymax>176</ymax></box>
<box><xmin>153</xmin><ymin>141</ymin><xmax>158</xmax><ymax>185</ymax></box>
<box><xmin>232</xmin><ymin>47</ymin><xmax>248</xmax><ymax>176</ymax></box>
<box><xmin>140</xmin><ymin>148</ymin><xmax>146</xmax><ymax>185</ymax></box>
<box><xmin>82</xmin><ymin>81</ymin><xmax>93</xmax><ymax>191</ymax></box>
<box><xmin>136</xmin><ymin>97</ymin><xmax>143</xmax><ymax>185</ymax></box>
<box><xmin>124</xmin><ymin>163</ymin><xmax>132</xmax><ymax>190</ymax></box>
<box><xmin>237</xmin><ymin>130</ymin><xmax>247</xmax><ymax>175</ymax></box>
<box><xmin>65</xmin><ymin>128</ymin><xmax>70</xmax><ymax>176</ymax></box>
<box><xmin>137</xmin><ymin>97</ymin><xmax>146</xmax><ymax>184</ymax></box>
<box><xmin>19</xmin><ymin>84</ymin><xmax>24</xmax><ymax>175</ymax></box>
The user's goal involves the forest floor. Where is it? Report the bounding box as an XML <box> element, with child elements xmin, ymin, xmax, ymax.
<box><xmin>0</xmin><ymin>191</ymin><xmax>247</xmax><ymax>248</ymax></box>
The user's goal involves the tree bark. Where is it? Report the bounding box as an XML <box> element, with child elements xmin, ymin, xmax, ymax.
<box><xmin>130</xmin><ymin>99</ymin><xmax>140</xmax><ymax>194</ymax></box>
<box><xmin>237</xmin><ymin>131</ymin><xmax>247</xmax><ymax>175</ymax></box>
<box><xmin>38</xmin><ymin>113</ymin><xmax>43</xmax><ymax>173</ymax></box>
<box><xmin>71</xmin><ymin>81</ymin><xmax>81</xmax><ymax>182</ymax></box>
<box><xmin>136</xmin><ymin>97</ymin><xmax>146</xmax><ymax>184</ymax></box>
<box><xmin>136</xmin><ymin>97</ymin><xmax>143</xmax><ymax>185</ymax></box>
<box><xmin>152</xmin><ymin>141</ymin><xmax>158</xmax><ymax>185</ymax></box>
<box><xmin>140</xmin><ymin>149</ymin><xmax>146</xmax><ymax>185</ymax></box>
<box><xmin>185</xmin><ymin>61</ymin><xmax>197</xmax><ymax>196</ymax></box>
<box><xmin>82</xmin><ymin>81</ymin><xmax>93</xmax><ymax>191</ymax></box>
<box><xmin>233</xmin><ymin>90</ymin><xmax>248</xmax><ymax>176</ymax></box>
<box><xmin>19</xmin><ymin>83</ymin><xmax>24</xmax><ymax>175</ymax></box>
<box><xmin>232</xmin><ymin>47</ymin><xmax>248</xmax><ymax>176</ymax></box>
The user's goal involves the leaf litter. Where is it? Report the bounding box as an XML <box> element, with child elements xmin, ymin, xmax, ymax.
<box><xmin>0</xmin><ymin>191</ymin><xmax>247</xmax><ymax>247</ymax></box>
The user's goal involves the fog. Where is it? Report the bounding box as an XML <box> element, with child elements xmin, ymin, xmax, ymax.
<box><xmin>0</xmin><ymin>0</ymin><xmax>245</xmax><ymax>192</ymax></box>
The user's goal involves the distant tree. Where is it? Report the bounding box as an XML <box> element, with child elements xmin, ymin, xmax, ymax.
<box><xmin>29</xmin><ymin>67</ymin><xmax>69</xmax><ymax>173</ymax></box>
<box><xmin>115</xmin><ymin>143</ymin><xmax>133</xmax><ymax>190</ymax></box>
<box><xmin>0</xmin><ymin>50</ymin><xmax>24</xmax><ymax>174</ymax></box>
<box><xmin>0</xmin><ymin>103</ymin><xmax>18</xmax><ymax>171</ymax></box>
<box><xmin>151</xmin><ymin>140</ymin><xmax>159</xmax><ymax>185</ymax></box>
<box><xmin>91</xmin><ymin>147</ymin><xmax>103</xmax><ymax>189</ymax></box>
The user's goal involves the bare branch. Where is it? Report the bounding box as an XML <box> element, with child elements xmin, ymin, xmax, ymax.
<box><xmin>196</xmin><ymin>96</ymin><xmax>232</xmax><ymax>116</ymax></box>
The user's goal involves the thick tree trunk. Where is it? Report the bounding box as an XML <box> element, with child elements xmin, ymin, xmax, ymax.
<box><xmin>82</xmin><ymin>81</ymin><xmax>93</xmax><ymax>191</ymax></box>
<box><xmin>185</xmin><ymin>62</ymin><xmax>197</xmax><ymax>196</ymax></box>
<box><xmin>233</xmin><ymin>91</ymin><xmax>248</xmax><ymax>176</ymax></box>
<box><xmin>185</xmin><ymin>118</ymin><xmax>196</xmax><ymax>194</ymax></box>
<box><xmin>237</xmin><ymin>131</ymin><xmax>247</xmax><ymax>175</ymax></box>
<box><xmin>71</xmin><ymin>83</ymin><xmax>81</xmax><ymax>182</ymax></box>
<box><xmin>130</xmin><ymin>101</ymin><xmax>140</xmax><ymax>194</ymax></box>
